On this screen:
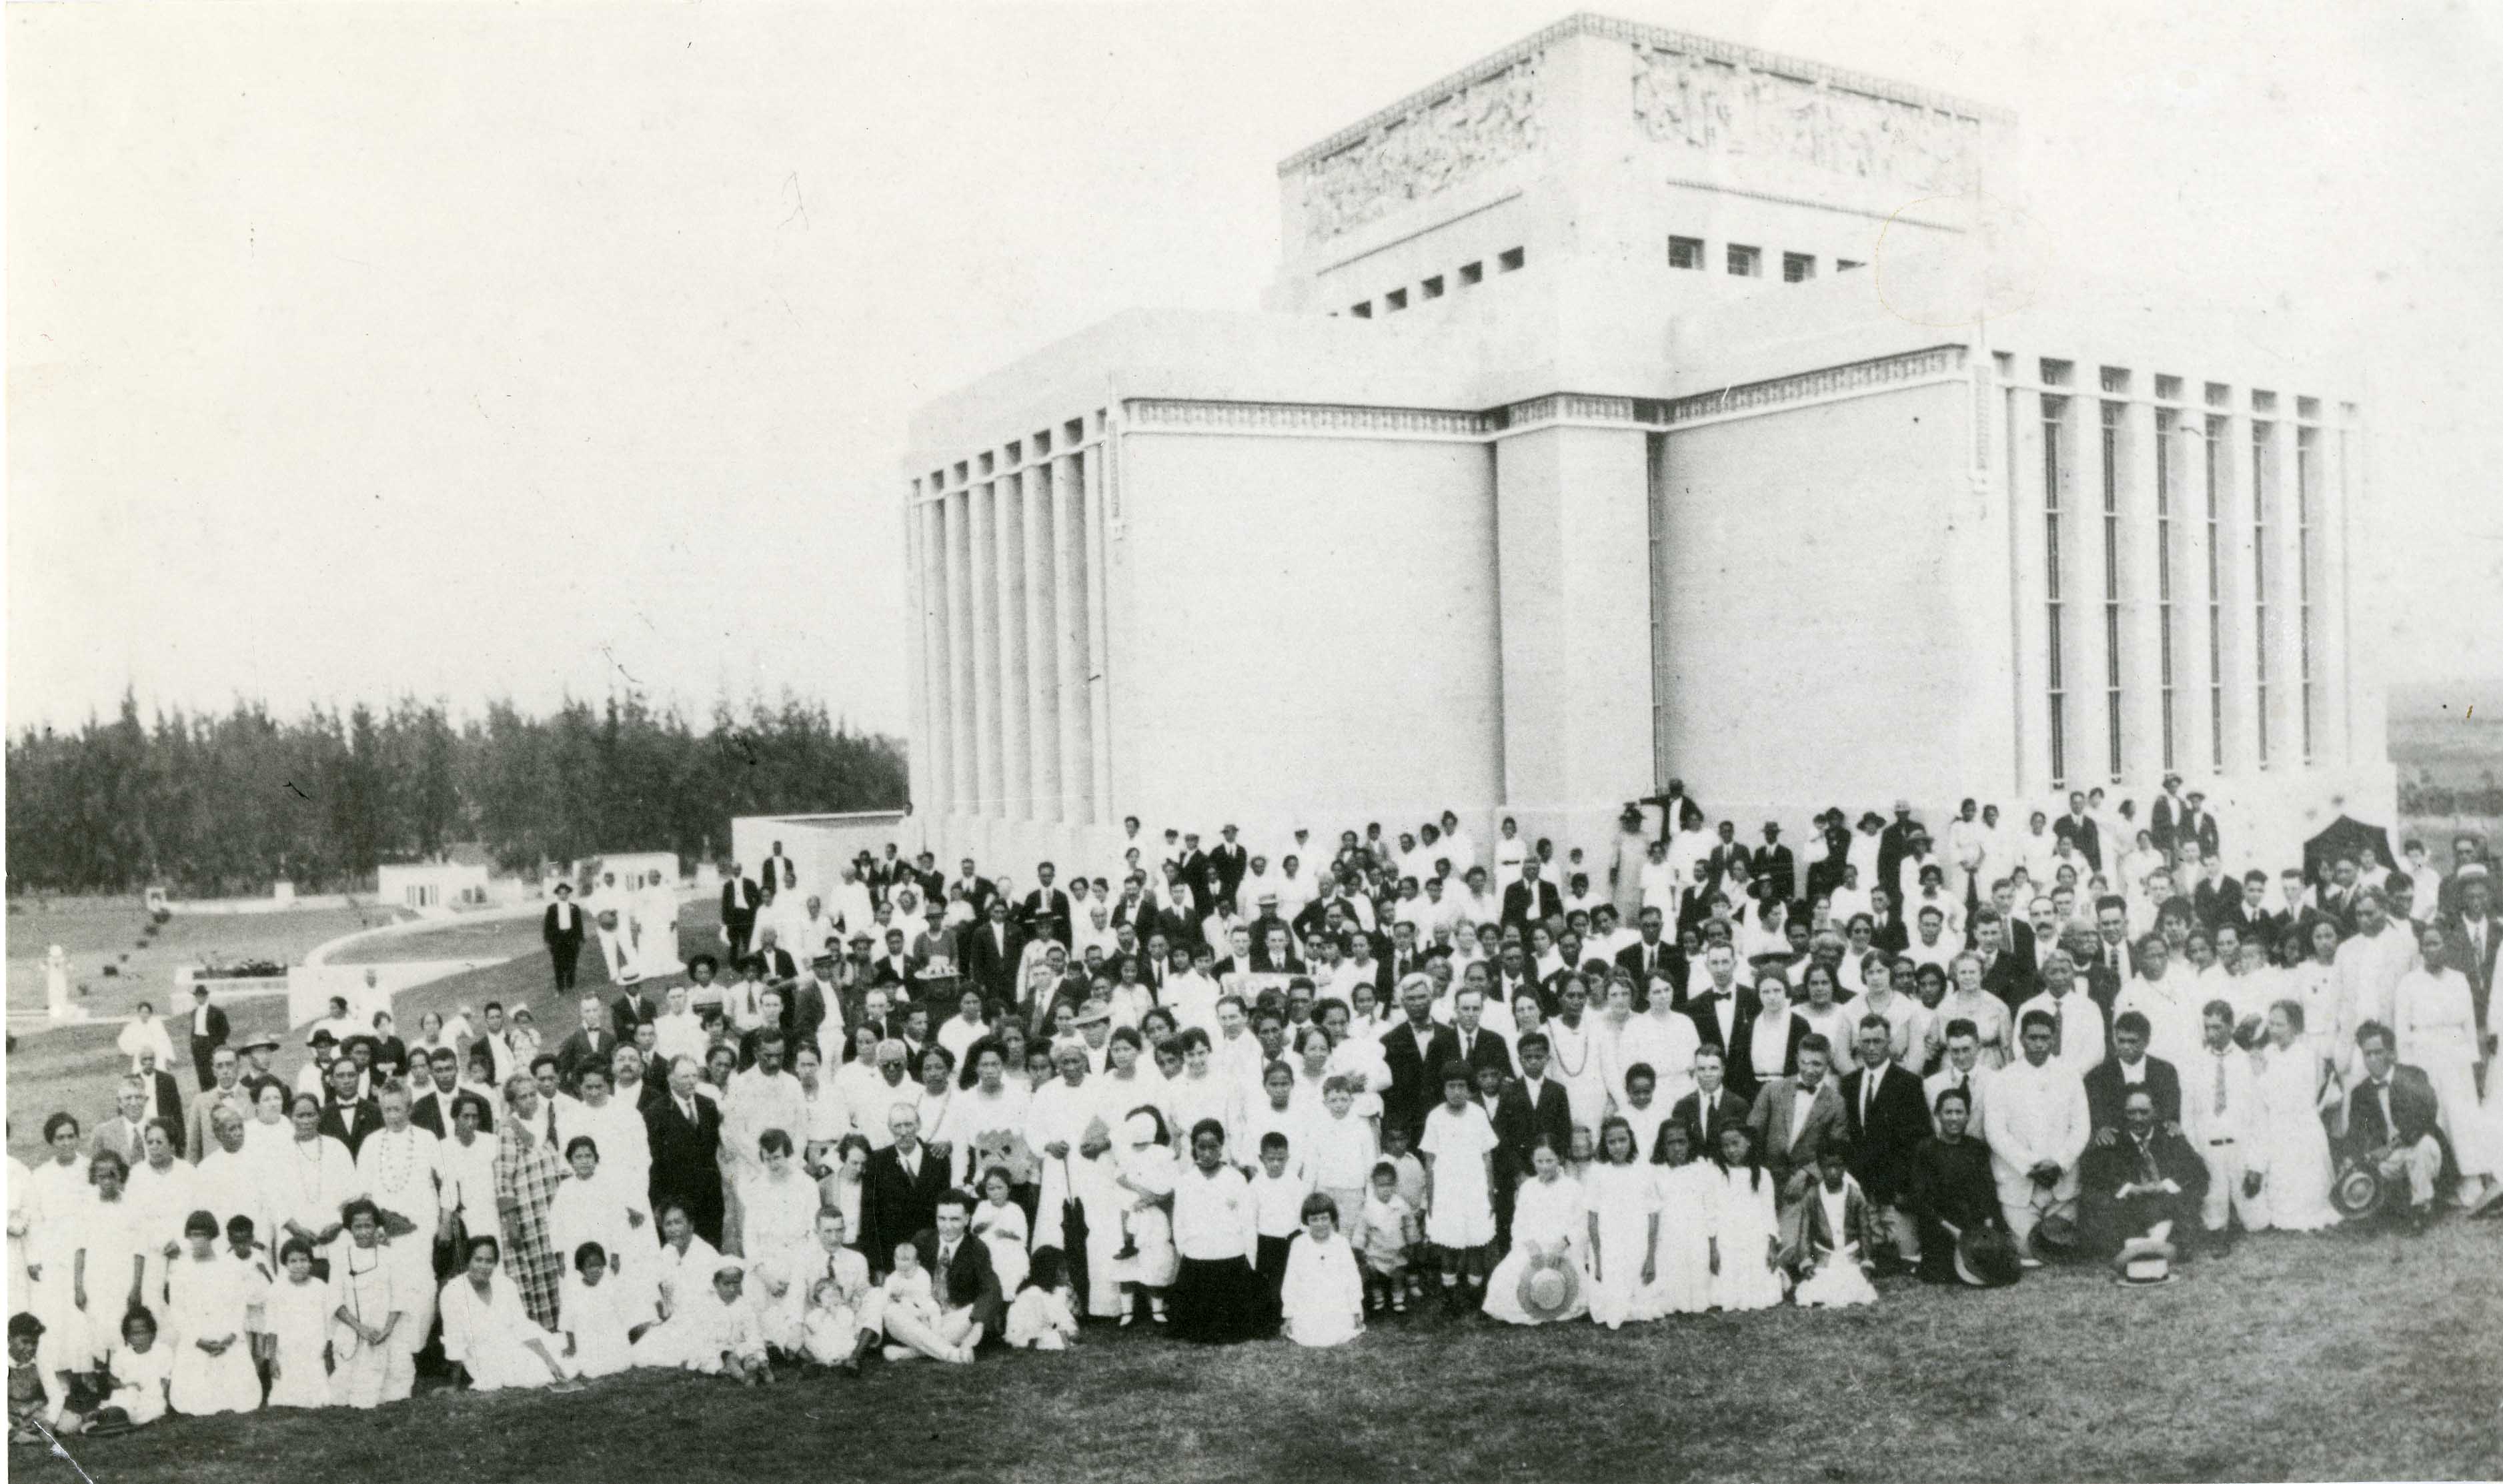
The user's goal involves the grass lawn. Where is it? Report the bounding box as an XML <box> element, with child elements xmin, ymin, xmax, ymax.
<box><xmin>5</xmin><ymin>898</ymin><xmax>397</xmax><ymax>1022</ymax></box>
<box><xmin>6</xmin><ymin>1218</ymin><xmax>2500</xmax><ymax>1484</ymax></box>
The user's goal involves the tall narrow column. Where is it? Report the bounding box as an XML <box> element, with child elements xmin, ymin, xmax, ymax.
<box><xmin>2317</xmin><ymin>419</ymin><xmax>2352</xmax><ymax>764</ymax></box>
<box><xmin>996</xmin><ymin>470</ymin><xmax>1032</xmax><ymax>822</ymax></box>
<box><xmin>1053</xmin><ymin>450</ymin><xmax>1093</xmax><ymax>826</ymax></box>
<box><xmin>2177</xmin><ymin>418</ymin><xmax>2220</xmax><ymax>778</ymax></box>
<box><xmin>945</xmin><ymin>490</ymin><xmax>976</xmax><ymax>814</ymax></box>
<box><xmin>912</xmin><ymin>496</ymin><xmax>947</xmax><ymax>818</ymax></box>
<box><xmin>2260</xmin><ymin>417</ymin><xmax>2304</xmax><ymax>770</ymax></box>
<box><xmin>1086</xmin><ymin>438</ymin><xmax>1114</xmax><ymax>825</ymax></box>
<box><xmin>2120</xmin><ymin>400</ymin><xmax>2167</xmax><ymax>784</ymax></box>
<box><xmin>2208</xmin><ymin>408</ymin><xmax>2259</xmax><ymax>777</ymax></box>
<box><xmin>1022</xmin><ymin>460</ymin><xmax>1060</xmax><ymax>826</ymax></box>
<box><xmin>970</xmin><ymin>480</ymin><xmax>1001</xmax><ymax>815</ymax></box>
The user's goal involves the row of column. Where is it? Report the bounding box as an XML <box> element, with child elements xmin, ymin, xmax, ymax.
<box><xmin>2007</xmin><ymin>386</ymin><xmax>2350</xmax><ymax>797</ymax></box>
<box><xmin>913</xmin><ymin>444</ymin><xmax>1112</xmax><ymax>826</ymax></box>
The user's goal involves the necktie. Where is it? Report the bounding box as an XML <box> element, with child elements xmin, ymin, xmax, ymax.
<box><xmin>2212</xmin><ymin>1053</ymin><xmax>2226</xmax><ymax>1116</ymax></box>
<box><xmin>1863</xmin><ymin>1072</ymin><xmax>1877</xmax><ymax>1123</ymax></box>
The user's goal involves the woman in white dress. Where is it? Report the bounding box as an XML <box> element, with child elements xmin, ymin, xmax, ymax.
<box><xmin>271</xmin><ymin>1093</ymin><xmax>356</xmax><ymax>1259</ymax></box>
<box><xmin>2393</xmin><ymin>920</ymin><xmax>2501</xmax><ymax>1209</ymax></box>
<box><xmin>438</xmin><ymin>1235</ymin><xmax>575</xmax><ymax>1393</ymax></box>
<box><xmin>1495</xmin><ymin>817</ymin><xmax>1529</xmax><ymax>895</ymax></box>
<box><xmin>1485</xmin><ymin>1141</ymin><xmax>1586</xmax><ymax>1325</ymax></box>
<box><xmin>23</xmin><ymin>1116</ymin><xmax>92</xmax><ymax>1360</ymax></box>
<box><xmin>2282</xmin><ymin>919</ymin><xmax>2348</xmax><ymax>1084</ymax></box>
<box><xmin>734</xmin><ymin>1131</ymin><xmax>820</xmax><ymax>1324</ymax></box>
<box><xmin>2245</xmin><ymin>1000</ymin><xmax>2342</xmax><ymax>1233</ymax></box>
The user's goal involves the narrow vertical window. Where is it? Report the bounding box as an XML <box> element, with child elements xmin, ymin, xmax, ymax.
<box><xmin>2155</xmin><ymin>410</ymin><xmax>2176</xmax><ymax>773</ymax></box>
<box><xmin>2297</xmin><ymin>425</ymin><xmax>2316</xmax><ymax>762</ymax></box>
<box><xmin>2044</xmin><ymin>395</ymin><xmax>2069</xmax><ymax>787</ymax></box>
<box><xmin>2100</xmin><ymin>400</ymin><xmax>2124</xmax><ymax>782</ymax></box>
<box><xmin>2252</xmin><ymin>422</ymin><xmax>2271</xmax><ymax>768</ymax></box>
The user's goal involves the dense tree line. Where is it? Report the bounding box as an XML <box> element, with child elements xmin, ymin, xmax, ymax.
<box><xmin>5</xmin><ymin>692</ymin><xmax>906</xmax><ymax>896</ymax></box>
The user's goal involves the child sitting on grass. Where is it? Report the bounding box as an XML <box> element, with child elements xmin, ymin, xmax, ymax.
<box><xmin>93</xmin><ymin>1307</ymin><xmax>171</xmax><ymax>1431</ymax></box>
<box><xmin>1003</xmin><ymin>1248</ymin><xmax>1080</xmax><ymax>1352</ymax></box>
<box><xmin>1279</xmin><ymin>1193</ymin><xmax>1363</xmax><ymax>1349</ymax></box>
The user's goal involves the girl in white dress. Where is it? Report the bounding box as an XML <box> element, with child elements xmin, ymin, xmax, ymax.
<box><xmin>548</xmin><ymin>1136</ymin><xmax>650</xmax><ymax>1287</ymax></box>
<box><xmin>1583</xmin><ymin>1119</ymin><xmax>1661</xmax><ymax>1330</ymax></box>
<box><xmin>2244</xmin><ymin>1001</ymin><xmax>2342</xmax><ymax>1233</ymax></box>
<box><xmin>1641</xmin><ymin>1121</ymin><xmax>1715</xmax><ymax>1317</ymax></box>
<box><xmin>71</xmin><ymin>1152</ymin><xmax>147</xmax><ymax>1369</ymax></box>
<box><xmin>1418</xmin><ymin>1064</ymin><xmax>1498</xmax><ymax>1313</ymax></box>
<box><xmin>1709</xmin><ymin>1125</ymin><xmax>1785</xmax><ymax>1312</ymax></box>
<box><xmin>326</xmin><ymin>1201</ymin><xmax>407</xmax><ymax>1409</ymax></box>
<box><xmin>2393</xmin><ymin>920</ymin><xmax>2502</xmax><ymax>1207</ymax></box>
<box><xmin>1485</xmin><ymin>1142</ymin><xmax>1587</xmax><ymax>1325</ymax></box>
<box><xmin>1279</xmin><ymin>1193</ymin><xmax>1363</xmax><ymax>1348</ymax></box>
<box><xmin>970</xmin><ymin>1166</ymin><xmax>1031</xmax><ymax>1297</ymax></box>
<box><xmin>97</xmin><ymin>1308</ymin><xmax>173</xmax><ymax>1428</ymax></box>
<box><xmin>559</xmin><ymin>1245</ymin><xmax>639</xmax><ymax>1379</ymax></box>
<box><xmin>1788</xmin><ymin>1149</ymin><xmax>1879</xmax><ymax>1309</ymax></box>
<box><xmin>261</xmin><ymin>1239</ymin><xmax>334</xmax><ymax>1409</ymax></box>
<box><xmin>164</xmin><ymin>1213</ymin><xmax>261</xmax><ymax>1417</ymax></box>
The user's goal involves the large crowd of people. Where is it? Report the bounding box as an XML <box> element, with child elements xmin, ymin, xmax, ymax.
<box><xmin>9</xmin><ymin>776</ymin><xmax>2500</xmax><ymax>1442</ymax></box>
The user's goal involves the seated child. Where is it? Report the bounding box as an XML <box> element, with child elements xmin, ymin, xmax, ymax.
<box><xmin>878</xmin><ymin>1235</ymin><xmax>968</xmax><ymax>1365</ymax></box>
<box><xmin>1787</xmin><ymin>1145</ymin><xmax>1881</xmax><ymax>1310</ymax></box>
<box><xmin>262</xmin><ymin>1239</ymin><xmax>334</xmax><ymax>1409</ymax></box>
<box><xmin>1350</xmin><ymin>1161</ymin><xmax>1421</xmax><ymax>1315</ymax></box>
<box><xmin>1003</xmin><ymin>1249</ymin><xmax>1080</xmax><ymax>1352</ymax></box>
<box><xmin>7</xmin><ymin>1313</ymin><xmax>86</xmax><ymax>1443</ymax></box>
<box><xmin>93</xmin><ymin>1307</ymin><xmax>172</xmax><ymax>1431</ymax></box>
<box><xmin>1279</xmin><ymin>1193</ymin><xmax>1363</xmax><ymax>1349</ymax></box>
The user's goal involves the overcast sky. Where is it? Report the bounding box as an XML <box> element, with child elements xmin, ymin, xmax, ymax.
<box><xmin>10</xmin><ymin>0</ymin><xmax>2498</xmax><ymax>735</ymax></box>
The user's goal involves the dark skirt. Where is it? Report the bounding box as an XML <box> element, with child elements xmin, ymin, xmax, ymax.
<box><xmin>1168</xmin><ymin>1255</ymin><xmax>1268</xmax><ymax>1344</ymax></box>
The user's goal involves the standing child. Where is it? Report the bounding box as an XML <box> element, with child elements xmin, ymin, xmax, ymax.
<box><xmin>1350</xmin><ymin>1163</ymin><xmax>1419</xmax><ymax>1315</ymax></box>
<box><xmin>165</xmin><ymin>1211</ymin><xmax>261</xmax><ymax>1416</ymax></box>
<box><xmin>1709</xmin><ymin>1126</ymin><xmax>1785</xmax><ymax>1312</ymax></box>
<box><xmin>1250</xmin><ymin>1133</ymin><xmax>1312</xmax><ymax>1331</ymax></box>
<box><xmin>1305</xmin><ymin>1078</ymin><xmax>1379</xmax><ymax>1225</ymax></box>
<box><xmin>1379</xmin><ymin>1123</ymin><xmax>1429</xmax><ymax>1302</ymax></box>
<box><xmin>94</xmin><ymin>1307</ymin><xmax>173</xmax><ymax>1430</ymax></box>
<box><xmin>560</xmin><ymin>1244</ymin><xmax>638</xmax><ymax>1379</ymax></box>
<box><xmin>970</xmin><ymin>1166</ymin><xmax>1032</xmax><ymax>1297</ymax></box>
<box><xmin>1418</xmin><ymin>1065</ymin><xmax>1499</xmax><ymax>1314</ymax></box>
<box><xmin>261</xmin><ymin>1239</ymin><xmax>333</xmax><ymax>1409</ymax></box>
<box><xmin>1639</xmin><ymin>1123</ymin><xmax>1715</xmax><ymax>1318</ymax></box>
<box><xmin>1279</xmin><ymin>1193</ymin><xmax>1363</xmax><ymax>1348</ymax></box>
<box><xmin>1583</xmin><ymin>1119</ymin><xmax>1661</xmax><ymax>1331</ymax></box>
<box><xmin>1787</xmin><ymin>1144</ymin><xmax>1881</xmax><ymax>1309</ymax></box>
<box><xmin>1238</xmin><ymin>1063</ymin><xmax>1303</xmax><ymax>1172</ymax></box>
<box><xmin>221</xmin><ymin>1216</ymin><xmax>273</xmax><ymax>1393</ymax></box>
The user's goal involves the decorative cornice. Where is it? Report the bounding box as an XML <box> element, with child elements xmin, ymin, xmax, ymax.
<box><xmin>1123</xmin><ymin>399</ymin><xmax>1495</xmax><ymax>438</ymax></box>
<box><xmin>1279</xmin><ymin>11</ymin><xmax>2005</xmax><ymax>177</ymax></box>
<box><xmin>1661</xmin><ymin>346</ymin><xmax>1967</xmax><ymax>426</ymax></box>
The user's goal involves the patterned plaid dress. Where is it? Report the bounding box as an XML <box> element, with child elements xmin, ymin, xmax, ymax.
<box><xmin>494</xmin><ymin>1111</ymin><xmax>568</xmax><ymax>1330</ymax></box>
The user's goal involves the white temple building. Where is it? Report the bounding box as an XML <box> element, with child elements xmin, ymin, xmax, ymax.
<box><xmin>898</xmin><ymin>13</ymin><xmax>2392</xmax><ymax>878</ymax></box>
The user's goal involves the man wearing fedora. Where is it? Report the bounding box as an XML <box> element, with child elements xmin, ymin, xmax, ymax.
<box><xmin>543</xmin><ymin>880</ymin><xmax>586</xmax><ymax>992</ymax></box>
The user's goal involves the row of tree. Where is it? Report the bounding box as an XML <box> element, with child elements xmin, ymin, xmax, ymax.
<box><xmin>5</xmin><ymin>692</ymin><xmax>907</xmax><ymax>896</ymax></box>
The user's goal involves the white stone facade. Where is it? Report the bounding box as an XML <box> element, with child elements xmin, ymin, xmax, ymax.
<box><xmin>900</xmin><ymin>14</ymin><xmax>2390</xmax><ymax>884</ymax></box>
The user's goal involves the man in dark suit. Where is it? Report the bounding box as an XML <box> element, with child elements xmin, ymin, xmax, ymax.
<box><xmin>748</xmin><ymin>929</ymin><xmax>800</xmax><ymax>988</ymax></box>
<box><xmin>611</xmin><ymin>971</ymin><xmax>662</xmax><ymax>1044</ymax></box>
<box><xmin>2084</xmin><ymin>1012</ymin><xmax>2184</xmax><ymax>1137</ymax></box>
<box><xmin>900</xmin><ymin>1194</ymin><xmax>1006</xmax><ymax>1357</ymax></box>
<box><xmin>1110</xmin><ymin>880</ymin><xmax>1164</xmax><ymax>945</ymax></box>
<box><xmin>1500</xmin><ymin>858</ymin><xmax>1564</xmax><ymax>934</ymax></box>
<box><xmin>2079</xmin><ymin>1086</ymin><xmax>2210</xmax><ymax>1260</ymax></box>
<box><xmin>1249</xmin><ymin>922</ymin><xmax>1306</xmax><ymax>976</ymax></box>
<box><xmin>2149</xmin><ymin>774</ymin><xmax>2188</xmax><ymax>855</ymax></box>
<box><xmin>183</xmin><ymin>983</ymin><xmax>231</xmax><ymax>1090</ymax></box>
<box><xmin>1748</xmin><ymin>1034</ymin><xmax>1846</xmax><ymax>1217</ymax></box>
<box><xmin>1018</xmin><ymin>862</ymin><xmax>1074</xmax><ymax>948</ymax></box>
<box><xmin>543</xmin><ymin>881</ymin><xmax>587</xmax><ymax>992</ymax></box>
<box><xmin>1615</xmin><ymin>907</ymin><xmax>1686</xmax><ymax>1008</ymax></box>
<box><xmin>1379</xmin><ymin>976</ymin><xmax>1462</xmax><ymax>1145</ymax></box>
<box><xmin>410</xmin><ymin>1049</ymin><xmax>492</xmax><ymax>1137</ymax></box>
<box><xmin>953</xmin><ymin>859</ymin><xmax>996</xmax><ymax>921</ymax></box>
<box><xmin>1209</xmin><ymin>825</ymin><xmax>1250</xmax><ymax>907</ymax></box>
<box><xmin>2176</xmin><ymin>790</ymin><xmax>2220</xmax><ymax>860</ymax></box>
<box><xmin>2443</xmin><ymin>867</ymin><xmax>2498</xmax><ymax>1056</ymax></box>
<box><xmin>964</xmin><ymin>898</ymin><xmax>1025</xmax><ymax>1004</ymax></box>
<box><xmin>859</xmin><ymin>1105</ymin><xmax>953</xmax><ymax>1275</ymax></box>
<box><xmin>1839</xmin><ymin>1018</ymin><xmax>1933</xmax><ymax>1268</ymax></box>
<box><xmin>1450</xmin><ymin>985</ymin><xmax>1511</xmax><ymax>1085</ymax></box>
<box><xmin>1664</xmin><ymin>1042</ymin><xmax>1749</xmax><ymax>1162</ymax></box>
<box><xmin>1679</xmin><ymin>944</ymin><xmax>1744</xmax><ymax>1061</ymax></box>
<box><xmin>646</xmin><ymin>1053</ymin><xmax>726</xmax><ymax>1245</ymax></box>
<box><xmin>2052</xmin><ymin>791</ymin><xmax>2104</xmax><ymax>874</ymax></box>
<box><xmin>554</xmin><ymin>992</ymin><xmax>618</xmax><ymax>1094</ymax></box>
<box><xmin>1877</xmin><ymin>800</ymin><xmax>1923</xmax><ymax>904</ymax></box>
<box><xmin>1751</xmin><ymin>822</ymin><xmax>1796</xmax><ymax>910</ymax></box>
<box><xmin>720</xmin><ymin>865</ymin><xmax>761</xmax><ymax>960</ymax></box>
<box><xmin>317</xmin><ymin>1054</ymin><xmax>381</xmax><ymax>1157</ymax></box>
<box><xmin>2342</xmin><ymin>1021</ymin><xmax>2453</xmax><ymax>1224</ymax></box>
